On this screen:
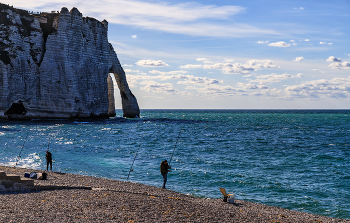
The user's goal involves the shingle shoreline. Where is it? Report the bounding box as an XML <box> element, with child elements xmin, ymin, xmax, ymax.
<box><xmin>0</xmin><ymin>165</ymin><xmax>348</xmax><ymax>222</ymax></box>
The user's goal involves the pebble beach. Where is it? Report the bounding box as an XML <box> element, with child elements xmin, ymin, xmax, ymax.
<box><xmin>0</xmin><ymin>165</ymin><xmax>349</xmax><ymax>222</ymax></box>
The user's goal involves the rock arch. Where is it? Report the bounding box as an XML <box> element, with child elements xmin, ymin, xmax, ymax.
<box><xmin>0</xmin><ymin>4</ymin><xmax>139</xmax><ymax>119</ymax></box>
<box><xmin>107</xmin><ymin>43</ymin><xmax>140</xmax><ymax>118</ymax></box>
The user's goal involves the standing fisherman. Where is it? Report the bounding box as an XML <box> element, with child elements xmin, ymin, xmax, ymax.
<box><xmin>160</xmin><ymin>160</ymin><xmax>171</xmax><ymax>189</ymax></box>
<box><xmin>46</xmin><ymin>150</ymin><xmax>52</xmax><ymax>171</ymax></box>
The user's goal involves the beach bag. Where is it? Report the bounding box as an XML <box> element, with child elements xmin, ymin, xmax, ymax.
<box><xmin>30</xmin><ymin>172</ymin><xmax>37</xmax><ymax>179</ymax></box>
<box><xmin>38</xmin><ymin>172</ymin><xmax>47</xmax><ymax>180</ymax></box>
<box><xmin>227</xmin><ymin>196</ymin><xmax>235</xmax><ymax>204</ymax></box>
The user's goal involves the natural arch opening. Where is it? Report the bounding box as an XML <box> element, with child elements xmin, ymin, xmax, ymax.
<box><xmin>107</xmin><ymin>73</ymin><xmax>116</xmax><ymax>117</ymax></box>
<box><xmin>109</xmin><ymin>73</ymin><xmax>121</xmax><ymax>109</ymax></box>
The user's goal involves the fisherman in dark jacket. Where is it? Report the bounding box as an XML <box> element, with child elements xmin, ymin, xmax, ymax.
<box><xmin>46</xmin><ymin>150</ymin><xmax>52</xmax><ymax>171</ymax></box>
<box><xmin>160</xmin><ymin>160</ymin><xmax>171</xmax><ymax>189</ymax></box>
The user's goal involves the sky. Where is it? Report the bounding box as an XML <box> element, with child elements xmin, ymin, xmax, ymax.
<box><xmin>6</xmin><ymin>0</ymin><xmax>350</xmax><ymax>109</ymax></box>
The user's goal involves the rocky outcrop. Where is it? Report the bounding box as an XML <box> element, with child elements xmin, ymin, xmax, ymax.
<box><xmin>0</xmin><ymin>4</ymin><xmax>139</xmax><ymax>119</ymax></box>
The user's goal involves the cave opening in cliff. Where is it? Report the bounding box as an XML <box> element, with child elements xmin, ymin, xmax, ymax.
<box><xmin>4</xmin><ymin>102</ymin><xmax>27</xmax><ymax>116</ymax></box>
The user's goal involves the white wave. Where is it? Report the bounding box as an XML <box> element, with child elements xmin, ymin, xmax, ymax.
<box><xmin>13</xmin><ymin>153</ymin><xmax>42</xmax><ymax>169</ymax></box>
<box><xmin>101</xmin><ymin>128</ymin><xmax>111</xmax><ymax>131</ymax></box>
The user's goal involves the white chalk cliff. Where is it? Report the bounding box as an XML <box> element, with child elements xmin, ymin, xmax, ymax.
<box><xmin>0</xmin><ymin>4</ymin><xmax>140</xmax><ymax>119</ymax></box>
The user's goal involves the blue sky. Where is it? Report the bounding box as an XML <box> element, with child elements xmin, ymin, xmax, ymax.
<box><xmin>8</xmin><ymin>0</ymin><xmax>350</xmax><ymax>109</ymax></box>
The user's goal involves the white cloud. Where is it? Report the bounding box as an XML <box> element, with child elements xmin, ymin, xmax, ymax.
<box><xmin>326</xmin><ymin>56</ymin><xmax>341</xmax><ymax>62</ymax></box>
<box><xmin>294</xmin><ymin>7</ymin><xmax>304</xmax><ymax>10</ymax></box>
<box><xmin>124</xmin><ymin>69</ymin><xmax>147</xmax><ymax>76</ymax></box>
<box><xmin>176</xmin><ymin>75</ymin><xmax>223</xmax><ymax>85</ymax></box>
<box><xmin>304</xmin><ymin>39</ymin><xmax>310</xmax><ymax>42</ymax></box>
<box><xmin>132</xmin><ymin>35</ymin><xmax>137</xmax><ymax>39</ymax></box>
<box><xmin>257</xmin><ymin>41</ymin><xmax>269</xmax><ymax>44</ymax></box>
<box><xmin>128</xmin><ymin>69</ymin><xmax>228</xmax><ymax>96</ymax></box>
<box><xmin>196</xmin><ymin>58</ymin><xmax>210</xmax><ymax>62</ymax></box>
<box><xmin>291</xmin><ymin>43</ymin><xmax>297</xmax><ymax>46</ymax></box>
<box><xmin>268</xmin><ymin>41</ymin><xmax>290</xmax><ymax>47</ymax></box>
<box><xmin>124</xmin><ymin>69</ymin><xmax>142</xmax><ymax>73</ymax></box>
<box><xmin>126</xmin><ymin>70</ymin><xmax>223</xmax><ymax>87</ymax></box>
<box><xmin>320</xmin><ymin>42</ymin><xmax>333</xmax><ymax>45</ymax></box>
<box><xmin>140</xmin><ymin>80</ymin><xmax>177</xmax><ymax>94</ymax></box>
<box><xmin>15</xmin><ymin>0</ymin><xmax>279</xmax><ymax>38</ymax></box>
<box><xmin>251</xmin><ymin>88</ymin><xmax>281</xmax><ymax>97</ymax></box>
<box><xmin>326</xmin><ymin>56</ymin><xmax>350</xmax><ymax>69</ymax></box>
<box><xmin>297</xmin><ymin>73</ymin><xmax>304</xmax><ymax>77</ymax></box>
<box><xmin>180</xmin><ymin>64</ymin><xmax>203</xmax><ymax>69</ymax></box>
<box><xmin>236</xmin><ymin>82</ymin><xmax>268</xmax><ymax>90</ymax></box>
<box><xmin>310</xmin><ymin>69</ymin><xmax>326</xmax><ymax>73</ymax></box>
<box><xmin>126</xmin><ymin>73</ymin><xmax>170</xmax><ymax>84</ymax></box>
<box><xmin>285</xmin><ymin>77</ymin><xmax>350</xmax><ymax>99</ymax></box>
<box><xmin>136</xmin><ymin>59</ymin><xmax>169</xmax><ymax>67</ymax></box>
<box><xmin>122</xmin><ymin>64</ymin><xmax>134</xmax><ymax>67</ymax></box>
<box><xmin>293</xmin><ymin>56</ymin><xmax>304</xmax><ymax>62</ymax></box>
<box><xmin>250</xmin><ymin>60</ymin><xmax>278</xmax><ymax>69</ymax></box>
<box><xmin>290</xmin><ymin>40</ymin><xmax>295</xmax><ymax>42</ymax></box>
<box><xmin>124</xmin><ymin>75</ymin><xmax>139</xmax><ymax>88</ymax></box>
<box><xmin>249</xmin><ymin>73</ymin><xmax>294</xmax><ymax>84</ymax></box>
<box><xmin>196</xmin><ymin>58</ymin><xmax>213</xmax><ymax>64</ymax></box>
<box><xmin>329</xmin><ymin>62</ymin><xmax>350</xmax><ymax>70</ymax></box>
<box><xmin>19</xmin><ymin>0</ymin><xmax>244</xmax><ymax>21</ymax></box>
<box><xmin>203</xmin><ymin>60</ymin><xmax>278</xmax><ymax>74</ymax></box>
<box><xmin>148</xmin><ymin>70</ymin><xmax>223</xmax><ymax>86</ymax></box>
<box><xmin>149</xmin><ymin>70</ymin><xmax>188</xmax><ymax>75</ymax></box>
<box><xmin>186</xmin><ymin>84</ymin><xmax>240</xmax><ymax>96</ymax></box>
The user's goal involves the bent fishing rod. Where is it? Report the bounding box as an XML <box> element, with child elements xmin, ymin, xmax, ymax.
<box><xmin>15</xmin><ymin>132</ymin><xmax>30</xmax><ymax>167</ymax></box>
<box><xmin>168</xmin><ymin>128</ymin><xmax>182</xmax><ymax>166</ymax></box>
<box><xmin>47</xmin><ymin>134</ymin><xmax>51</xmax><ymax>151</ymax></box>
<box><xmin>127</xmin><ymin>133</ymin><xmax>144</xmax><ymax>180</ymax></box>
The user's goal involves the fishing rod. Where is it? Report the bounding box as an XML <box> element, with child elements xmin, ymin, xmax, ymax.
<box><xmin>168</xmin><ymin>128</ymin><xmax>182</xmax><ymax>166</ymax></box>
<box><xmin>15</xmin><ymin>132</ymin><xmax>30</xmax><ymax>167</ymax></box>
<box><xmin>47</xmin><ymin>134</ymin><xmax>51</xmax><ymax>151</ymax></box>
<box><xmin>127</xmin><ymin>133</ymin><xmax>144</xmax><ymax>180</ymax></box>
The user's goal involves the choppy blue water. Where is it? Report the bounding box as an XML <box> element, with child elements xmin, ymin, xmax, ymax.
<box><xmin>0</xmin><ymin>109</ymin><xmax>349</xmax><ymax>219</ymax></box>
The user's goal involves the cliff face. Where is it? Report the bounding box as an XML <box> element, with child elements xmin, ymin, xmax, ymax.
<box><xmin>0</xmin><ymin>4</ymin><xmax>139</xmax><ymax>119</ymax></box>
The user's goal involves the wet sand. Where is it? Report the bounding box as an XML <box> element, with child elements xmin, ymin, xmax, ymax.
<box><xmin>0</xmin><ymin>165</ymin><xmax>349</xmax><ymax>222</ymax></box>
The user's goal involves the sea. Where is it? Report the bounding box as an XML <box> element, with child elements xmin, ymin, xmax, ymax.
<box><xmin>0</xmin><ymin>109</ymin><xmax>349</xmax><ymax>219</ymax></box>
